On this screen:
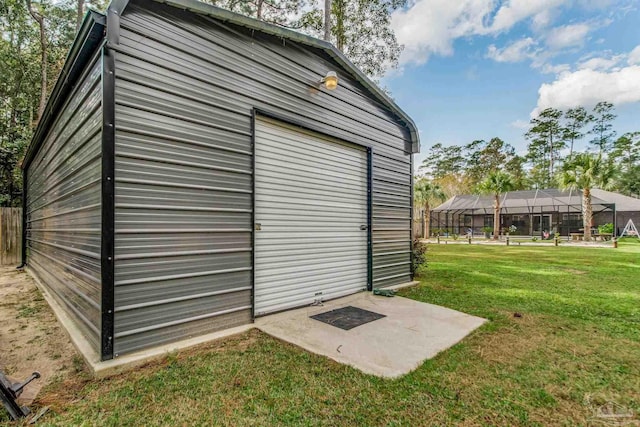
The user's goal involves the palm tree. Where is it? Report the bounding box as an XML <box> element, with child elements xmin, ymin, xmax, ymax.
<box><xmin>557</xmin><ymin>153</ymin><xmax>617</xmax><ymax>241</ymax></box>
<box><xmin>478</xmin><ymin>171</ymin><xmax>514</xmax><ymax>240</ymax></box>
<box><xmin>413</xmin><ymin>178</ymin><xmax>446</xmax><ymax>239</ymax></box>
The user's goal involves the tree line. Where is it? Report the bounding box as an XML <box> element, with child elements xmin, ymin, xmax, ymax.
<box><xmin>0</xmin><ymin>0</ymin><xmax>404</xmax><ymax>206</ymax></box>
<box><xmin>419</xmin><ymin>102</ymin><xmax>639</xmax><ymax>199</ymax></box>
<box><xmin>1</xmin><ymin>0</ymin><xmax>106</xmax><ymax>206</ymax></box>
<box><xmin>415</xmin><ymin>102</ymin><xmax>639</xmax><ymax>241</ymax></box>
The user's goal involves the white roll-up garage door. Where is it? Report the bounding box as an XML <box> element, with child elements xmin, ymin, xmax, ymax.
<box><xmin>254</xmin><ymin>117</ymin><xmax>368</xmax><ymax>316</ymax></box>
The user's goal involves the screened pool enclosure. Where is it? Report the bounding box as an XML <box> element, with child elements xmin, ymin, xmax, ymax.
<box><xmin>427</xmin><ymin>189</ymin><xmax>616</xmax><ymax>238</ymax></box>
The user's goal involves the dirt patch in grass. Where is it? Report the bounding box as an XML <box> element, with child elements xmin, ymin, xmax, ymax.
<box><xmin>36</xmin><ymin>330</ymin><xmax>262</xmax><ymax>413</ymax></box>
<box><xmin>0</xmin><ymin>267</ymin><xmax>81</xmax><ymax>405</ymax></box>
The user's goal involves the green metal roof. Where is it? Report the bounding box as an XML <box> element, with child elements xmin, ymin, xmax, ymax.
<box><xmin>22</xmin><ymin>10</ymin><xmax>106</xmax><ymax>169</ymax></box>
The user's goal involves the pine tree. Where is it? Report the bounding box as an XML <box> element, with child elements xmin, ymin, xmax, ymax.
<box><xmin>525</xmin><ymin>108</ymin><xmax>565</xmax><ymax>188</ymax></box>
<box><xmin>589</xmin><ymin>101</ymin><xmax>616</xmax><ymax>154</ymax></box>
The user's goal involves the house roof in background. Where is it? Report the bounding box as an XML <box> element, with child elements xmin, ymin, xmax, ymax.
<box><xmin>590</xmin><ymin>189</ymin><xmax>640</xmax><ymax>212</ymax></box>
<box><xmin>431</xmin><ymin>188</ymin><xmax>635</xmax><ymax>214</ymax></box>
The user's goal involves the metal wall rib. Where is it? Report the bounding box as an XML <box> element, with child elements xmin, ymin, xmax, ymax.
<box><xmin>26</xmin><ymin>57</ymin><xmax>102</xmax><ymax>352</ymax></box>
<box><xmin>113</xmin><ymin>0</ymin><xmax>411</xmax><ymax>354</ymax></box>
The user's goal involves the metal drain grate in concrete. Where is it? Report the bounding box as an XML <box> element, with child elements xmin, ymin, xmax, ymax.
<box><xmin>310</xmin><ymin>306</ymin><xmax>386</xmax><ymax>330</ymax></box>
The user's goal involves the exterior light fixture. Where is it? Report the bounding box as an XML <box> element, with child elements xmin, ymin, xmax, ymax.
<box><xmin>321</xmin><ymin>71</ymin><xmax>338</xmax><ymax>90</ymax></box>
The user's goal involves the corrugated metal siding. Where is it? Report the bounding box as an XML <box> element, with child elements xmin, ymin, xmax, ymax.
<box><xmin>129</xmin><ymin>0</ymin><xmax>411</xmax><ymax>287</ymax></box>
<box><xmin>112</xmin><ymin>103</ymin><xmax>253</xmax><ymax>354</ymax></box>
<box><xmin>254</xmin><ymin>118</ymin><xmax>368</xmax><ymax>315</ymax></box>
<box><xmin>26</xmin><ymin>57</ymin><xmax>102</xmax><ymax>352</ymax></box>
<box><xmin>112</xmin><ymin>0</ymin><xmax>412</xmax><ymax>354</ymax></box>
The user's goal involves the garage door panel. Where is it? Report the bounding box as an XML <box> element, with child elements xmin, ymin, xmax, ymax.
<box><xmin>257</xmin><ymin>209</ymin><xmax>365</xmax><ymax>220</ymax></box>
<box><xmin>258</xmin><ymin>124</ymin><xmax>367</xmax><ymax>161</ymax></box>
<box><xmin>256</xmin><ymin>167</ymin><xmax>367</xmax><ymax>190</ymax></box>
<box><xmin>256</xmin><ymin>179</ymin><xmax>366</xmax><ymax>197</ymax></box>
<box><xmin>255</xmin><ymin>157</ymin><xmax>366</xmax><ymax>182</ymax></box>
<box><xmin>255</xmin><ymin>286</ymin><xmax>361</xmax><ymax>315</ymax></box>
<box><xmin>255</xmin><ymin>189</ymin><xmax>367</xmax><ymax>205</ymax></box>
<box><xmin>256</xmin><ymin>247</ymin><xmax>366</xmax><ymax>259</ymax></box>
<box><xmin>255</xmin><ymin>252</ymin><xmax>367</xmax><ymax>270</ymax></box>
<box><xmin>256</xmin><ymin>280</ymin><xmax>364</xmax><ymax>306</ymax></box>
<box><xmin>255</xmin><ymin>268</ymin><xmax>364</xmax><ymax>292</ymax></box>
<box><xmin>255</xmin><ymin>230</ymin><xmax>365</xmax><ymax>239</ymax></box>
<box><xmin>255</xmin><ymin>265</ymin><xmax>363</xmax><ymax>289</ymax></box>
<box><xmin>256</xmin><ymin>179</ymin><xmax>365</xmax><ymax>197</ymax></box>
<box><xmin>255</xmin><ymin>258</ymin><xmax>367</xmax><ymax>280</ymax></box>
<box><xmin>254</xmin><ymin>118</ymin><xmax>368</xmax><ymax>315</ymax></box>
<box><xmin>254</xmin><ymin>200</ymin><xmax>366</xmax><ymax>214</ymax></box>
<box><xmin>256</xmin><ymin>139</ymin><xmax>367</xmax><ymax>170</ymax></box>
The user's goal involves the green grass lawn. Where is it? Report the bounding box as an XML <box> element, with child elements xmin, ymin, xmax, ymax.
<box><xmin>6</xmin><ymin>243</ymin><xmax>640</xmax><ymax>426</ymax></box>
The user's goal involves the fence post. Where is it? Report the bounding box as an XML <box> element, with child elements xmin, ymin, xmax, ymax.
<box><xmin>0</xmin><ymin>207</ymin><xmax>22</xmax><ymax>266</ymax></box>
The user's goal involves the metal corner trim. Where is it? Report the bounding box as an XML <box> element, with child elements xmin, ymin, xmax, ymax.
<box><xmin>100</xmin><ymin>43</ymin><xmax>116</xmax><ymax>360</ymax></box>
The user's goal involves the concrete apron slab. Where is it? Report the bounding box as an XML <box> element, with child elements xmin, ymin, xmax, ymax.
<box><xmin>255</xmin><ymin>292</ymin><xmax>487</xmax><ymax>378</ymax></box>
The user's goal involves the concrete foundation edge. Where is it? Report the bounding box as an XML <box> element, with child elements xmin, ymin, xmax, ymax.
<box><xmin>26</xmin><ymin>267</ymin><xmax>254</xmax><ymax>378</ymax></box>
<box><xmin>26</xmin><ymin>269</ymin><xmax>419</xmax><ymax>378</ymax></box>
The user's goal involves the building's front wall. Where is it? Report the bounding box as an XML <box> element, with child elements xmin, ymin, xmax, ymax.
<box><xmin>112</xmin><ymin>0</ymin><xmax>413</xmax><ymax>356</ymax></box>
<box><xmin>26</xmin><ymin>55</ymin><xmax>103</xmax><ymax>352</ymax></box>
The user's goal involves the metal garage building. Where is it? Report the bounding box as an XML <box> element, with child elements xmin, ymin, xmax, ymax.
<box><xmin>21</xmin><ymin>0</ymin><xmax>419</xmax><ymax>361</ymax></box>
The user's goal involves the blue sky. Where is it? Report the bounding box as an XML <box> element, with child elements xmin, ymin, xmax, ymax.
<box><xmin>384</xmin><ymin>0</ymin><xmax>640</xmax><ymax>167</ymax></box>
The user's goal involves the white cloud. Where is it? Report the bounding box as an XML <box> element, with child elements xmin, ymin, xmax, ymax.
<box><xmin>531</xmin><ymin>8</ymin><xmax>555</xmax><ymax>31</ymax></box>
<box><xmin>532</xmin><ymin>45</ymin><xmax>640</xmax><ymax>112</ymax></box>
<box><xmin>576</xmin><ymin>45</ymin><xmax>639</xmax><ymax>72</ymax></box>
<box><xmin>629</xmin><ymin>45</ymin><xmax>640</xmax><ymax>65</ymax></box>
<box><xmin>391</xmin><ymin>0</ymin><xmax>619</xmax><ymax>69</ymax></box>
<box><xmin>487</xmin><ymin>37</ymin><xmax>538</xmax><ymax>62</ymax></box>
<box><xmin>540</xmin><ymin>63</ymin><xmax>571</xmax><ymax>74</ymax></box>
<box><xmin>533</xmin><ymin>65</ymin><xmax>640</xmax><ymax>115</ymax></box>
<box><xmin>490</xmin><ymin>0</ymin><xmax>567</xmax><ymax>32</ymax></box>
<box><xmin>391</xmin><ymin>0</ymin><xmax>571</xmax><ymax>66</ymax></box>
<box><xmin>577</xmin><ymin>55</ymin><xmax>623</xmax><ymax>71</ymax></box>
<box><xmin>544</xmin><ymin>23</ymin><xmax>591</xmax><ymax>49</ymax></box>
<box><xmin>391</xmin><ymin>0</ymin><xmax>494</xmax><ymax>65</ymax></box>
<box><xmin>484</xmin><ymin>20</ymin><xmax>608</xmax><ymax>73</ymax></box>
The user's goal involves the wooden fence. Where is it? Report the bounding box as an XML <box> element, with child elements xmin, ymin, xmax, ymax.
<box><xmin>0</xmin><ymin>208</ymin><xmax>22</xmax><ymax>266</ymax></box>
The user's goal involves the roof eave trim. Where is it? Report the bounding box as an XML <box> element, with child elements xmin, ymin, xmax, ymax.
<box><xmin>22</xmin><ymin>10</ymin><xmax>107</xmax><ymax>170</ymax></box>
<box><xmin>150</xmin><ymin>0</ymin><xmax>420</xmax><ymax>153</ymax></box>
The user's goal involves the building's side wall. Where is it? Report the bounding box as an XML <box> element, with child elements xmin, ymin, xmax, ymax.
<box><xmin>26</xmin><ymin>57</ymin><xmax>103</xmax><ymax>352</ymax></box>
<box><xmin>593</xmin><ymin>211</ymin><xmax>615</xmax><ymax>228</ymax></box>
<box><xmin>616</xmin><ymin>212</ymin><xmax>640</xmax><ymax>235</ymax></box>
<box><xmin>112</xmin><ymin>0</ymin><xmax>412</xmax><ymax>355</ymax></box>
